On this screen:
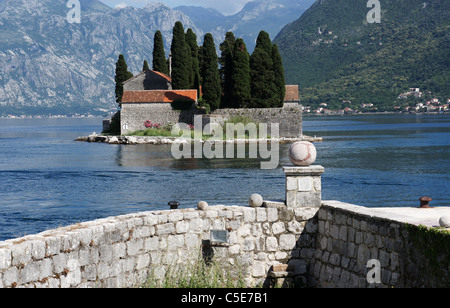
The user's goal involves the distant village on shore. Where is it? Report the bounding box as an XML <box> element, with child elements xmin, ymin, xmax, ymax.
<box><xmin>2</xmin><ymin>88</ymin><xmax>448</xmax><ymax>119</ymax></box>
<box><xmin>304</xmin><ymin>88</ymin><xmax>449</xmax><ymax>116</ymax></box>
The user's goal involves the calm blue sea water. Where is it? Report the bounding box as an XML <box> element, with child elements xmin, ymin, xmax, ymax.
<box><xmin>0</xmin><ymin>114</ymin><xmax>449</xmax><ymax>240</ymax></box>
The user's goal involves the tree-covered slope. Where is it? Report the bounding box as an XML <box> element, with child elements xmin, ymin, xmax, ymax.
<box><xmin>274</xmin><ymin>0</ymin><xmax>450</xmax><ymax>109</ymax></box>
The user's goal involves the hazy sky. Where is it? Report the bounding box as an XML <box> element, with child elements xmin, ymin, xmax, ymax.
<box><xmin>100</xmin><ymin>0</ymin><xmax>252</xmax><ymax>15</ymax></box>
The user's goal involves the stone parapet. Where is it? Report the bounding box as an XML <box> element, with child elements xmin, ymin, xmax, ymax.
<box><xmin>1</xmin><ymin>201</ymin><xmax>448</xmax><ymax>288</ymax></box>
<box><xmin>0</xmin><ymin>205</ymin><xmax>319</xmax><ymax>288</ymax></box>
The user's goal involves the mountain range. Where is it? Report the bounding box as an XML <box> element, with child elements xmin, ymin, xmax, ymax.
<box><xmin>175</xmin><ymin>0</ymin><xmax>313</xmax><ymax>52</ymax></box>
<box><xmin>274</xmin><ymin>0</ymin><xmax>450</xmax><ymax>110</ymax></box>
<box><xmin>2</xmin><ymin>0</ymin><xmax>447</xmax><ymax>116</ymax></box>
<box><xmin>0</xmin><ymin>0</ymin><xmax>313</xmax><ymax>115</ymax></box>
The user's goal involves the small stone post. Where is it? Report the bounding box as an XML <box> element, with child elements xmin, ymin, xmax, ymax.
<box><xmin>284</xmin><ymin>165</ymin><xmax>324</xmax><ymax>208</ymax></box>
<box><xmin>284</xmin><ymin>142</ymin><xmax>324</xmax><ymax>208</ymax></box>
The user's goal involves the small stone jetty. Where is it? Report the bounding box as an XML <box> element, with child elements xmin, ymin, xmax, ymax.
<box><xmin>75</xmin><ymin>133</ymin><xmax>323</xmax><ymax>145</ymax></box>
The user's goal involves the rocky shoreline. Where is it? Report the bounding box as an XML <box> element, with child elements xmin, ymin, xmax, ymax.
<box><xmin>75</xmin><ymin>133</ymin><xmax>323</xmax><ymax>145</ymax></box>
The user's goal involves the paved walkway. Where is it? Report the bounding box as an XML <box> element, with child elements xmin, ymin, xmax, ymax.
<box><xmin>323</xmin><ymin>200</ymin><xmax>450</xmax><ymax>228</ymax></box>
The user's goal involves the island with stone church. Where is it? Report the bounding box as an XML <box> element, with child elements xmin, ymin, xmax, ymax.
<box><xmin>77</xmin><ymin>22</ymin><xmax>322</xmax><ymax>145</ymax></box>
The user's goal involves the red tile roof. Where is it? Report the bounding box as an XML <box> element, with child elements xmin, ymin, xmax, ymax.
<box><xmin>121</xmin><ymin>90</ymin><xmax>198</xmax><ymax>103</ymax></box>
<box><xmin>152</xmin><ymin>70</ymin><xmax>172</xmax><ymax>83</ymax></box>
<box><xmin>285</xmin><ymin>85</ymin><xmax>299</xmax><ymax>101</ymax></box>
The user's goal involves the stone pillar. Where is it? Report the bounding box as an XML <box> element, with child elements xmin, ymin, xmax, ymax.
<box><xmin>284</xmin><ymin>165</ymin><xmax>324</xmax><ymax>208</ymax></box>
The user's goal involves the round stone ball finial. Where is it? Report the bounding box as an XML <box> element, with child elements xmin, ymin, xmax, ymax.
<box><xmin>439</xmin><ymin>216</ymin><xmax>450</xmax><ymax>228</ymax></box>
<box><xmin>289</xmin><ymin>141</ymin><xmax>317</xmax><ymax>166</ymax></box>
<box><xmin>197</xmin><ymin>201</ymin><xmax>209</xmax><ymax>211</ymax></box>
<box><xmin>249</xmin><ymin>194</ymin><xmax>264</xmax><ymax>208</ymax></box>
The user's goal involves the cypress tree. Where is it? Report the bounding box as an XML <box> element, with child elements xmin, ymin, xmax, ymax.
<box><xmin>171</xmin><ymin>21</ymin><xmax>191</xmax><ymax>89</ymax></box>
<box><xmin>219</xmin><ymin>32</ymin><xmax>236</xmax><ymax>108</ymax></box>
<box><xmin>142</xmin><ymin>60</ymin><xmax>150</xmax><ymax>72</ymax></box>
<box><xmin>197</xmin><ymin>45</ymin><xmax>204</xmax><ymax>86</ymax></box>
<box><xmin>115</xmin><ymin>54</ymin><xmax>133</xmax><ymax>104</ymax></box>
<box><xmin>185</xmin><ymin>28</ymin><xmax>200</xmax><ymax>93</ymax></box>
<box><xmin>255</xmin><ymin>31</ymin><xmax>273</xmax><ymax>55</ymax></box>
<box><xmin>250</xmin><ymin>31</ymin><xmax>284</xmax><ymax>108</ymax></box>
<box><xmin>153</xmin><ymin>31</ymin><xmax>169</xmax><ymax>75</ymax></box>
<box><xmin>201</xmin><ymin>33</ymin><xmax>221</xmax><ymax>111</ymax></box>
<box><xmin>250</xmin><ymin>48</ymin><xmax>277</xmax><ymax>108</ymax></box>
<box><xmin>272</xmin><ymin>44</ymin><xmax>286</xmax><ymax>107</ymax></box>
<box><xmin>231</xmin><ymin>38</ymin><xmax>251</xmax><ymax>108</ymax></box>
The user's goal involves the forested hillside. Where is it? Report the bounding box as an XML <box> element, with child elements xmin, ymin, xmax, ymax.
<box><xmin>275</xmin><ymin>0</ymin><xmax>450</xmax><ymax>110</ymax></box>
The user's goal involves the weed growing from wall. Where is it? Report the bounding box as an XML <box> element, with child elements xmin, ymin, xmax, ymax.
<box><xmin>142</xmin><ymin>255</ymin><xmax>248</xmax><ymax>288</ymax></box>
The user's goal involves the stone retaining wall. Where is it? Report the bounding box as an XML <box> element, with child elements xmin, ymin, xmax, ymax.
<box><xmin>311</xmin><ymin>201</ymin><xmax>449</xmax><ymax>288</ymax></box>
<box><xmin>210</xmin><ymin>106</ymin><xmax>303</xmax><ymax>138</ymax></box>
<box><xmin>120</xmin><ymin>103</ymin><xmax>203</xmax><ymax>135</ymax></box>
<box><xmin>1</xmin><ymin>202</ymin><xmax>448</xmax><ymax>288</ymax></box>
<box><xmin>1</xmin><ymin>201</ymin><xmax>447</xmax><ymax>288</ymax></box>
<box><xmin>120</xmin><ymin>104</ymin><xmax>302</xmax><ymax>138</ymax></box>
<box><xmin>0</xmin><ymin>205</ymin><xmax>319</xmax><ymax>288</ymax></box>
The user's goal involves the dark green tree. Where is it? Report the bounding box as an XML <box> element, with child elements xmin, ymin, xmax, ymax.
<box><xmin>197</xmin><ymin>44</ymin><xmax>204</xmax><ymax>85</ymax></box>
<box><xmin>250</xmin><ymin>48</ymin><xmax>277</xmax><ymax>108</ymax></box>
<box><xmin>255</xmin><ymin>31</ymin><xmax>273</xmax><ymax>55</ymax></box>
<box><xmin>115</xmin><ymin>54</ymin><xmax>133</xmax><ymax>104</ymax></box>
<box><xmin>230</xmin><ymin>38</ymin><xmax>251</xmax><ymax>108</ymax></box>
<box><xmin>185</xmin><ymin>28</ymin><xmax>200</xmax><ymax>93</ymax></box>
<box><xmin>272</xmin><ymin>44</ymin><xmax>286</xmax><ymax>107</ymax></box>
<box><xmin>249</xmin><ymin>31</ymin><xmax>284</xmax><ymax>108</ymax></box>
<box><xmin>153</xmin><ymin>30</ymin><xmax>169</xmax><ymax>75</ymax></box>
<box><xmin>201</xmin><ymin>33</ymin><xmax>221</xmax><ymax>111</ymax></box>
<box><xmin>142</xmin><ymin>60</ymin><xmax>150</xmax><ymax>72</ymax></box>
<box><xmin>171</xmin><ymin>21</ymin><xmax>191</xmax><ymax>89</ymax></box>
<box><xmin>219</xmin><ymin>32</ymin><xmax>236</xmax><ymax>108</ymax></box>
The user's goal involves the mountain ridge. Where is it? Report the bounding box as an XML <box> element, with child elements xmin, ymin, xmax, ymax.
<box><xmin>0</xmin><ymin>0</ymin><xmax>314</xmax><ymax>115</ymax></box>
<box><xmin>0</xmin><ymin>0</ymin><xmax>200</xmax><ymax>115</ymax></box>
<box><xmin>175</xmin><ymin>0</ymin><xmax>313</xmax><ymax>52</ymax></box>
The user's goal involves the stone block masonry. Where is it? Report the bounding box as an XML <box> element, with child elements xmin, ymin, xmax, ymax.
<box><xmin>0</xmin><ymin>205</ymin><xmax>319</xmax><ymax>288</ymax></box>
<box><xmin>211</xmin><ymin>106</ymin><xmax>303</xmax><ymax>138</ymax></box>
<box><xmin>120</xmin><ymin>103</ymin><xmax>204</xmax><ymax>135</ymax></box>
<box><xmin>120</xmin><ymin>104</ymin><xmax>303</xmax><ymax>138</ymax></box>
<box><xmin>1</xmin><ymin>203</ymin><xmax>448</xmax><ymax>288</ymax></box>
<box><xmin>284</xmin><ymin>165</ymin><xmax>324</xmax><ymax>209</ymax></box>
<box><xmin>312</xmin><ymin>201</ymin><xmax>450</xmax><ymax>288</ymax></box>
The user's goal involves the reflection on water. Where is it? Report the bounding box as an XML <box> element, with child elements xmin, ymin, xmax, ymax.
<box><xmin>114</xmin><ymin>143</ymin><xmax>291</xmax><ymax>170</ymax></box>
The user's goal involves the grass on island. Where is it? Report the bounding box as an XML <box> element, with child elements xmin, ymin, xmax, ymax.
<box><xmin>129</xmin><ymin>127</ymin><xmax>176</xmax><ymax>138</ymax></box>
<box><xmin>129</xmin><ymin>116</ymin><xmax>267</xmax><ymax>140</ymax></box>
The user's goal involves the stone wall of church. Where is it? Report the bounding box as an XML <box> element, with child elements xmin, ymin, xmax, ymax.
<box><xmin>120</xmin><ymin>103</ymin><xmax>302</xmax><ymax>138</ymax></box>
